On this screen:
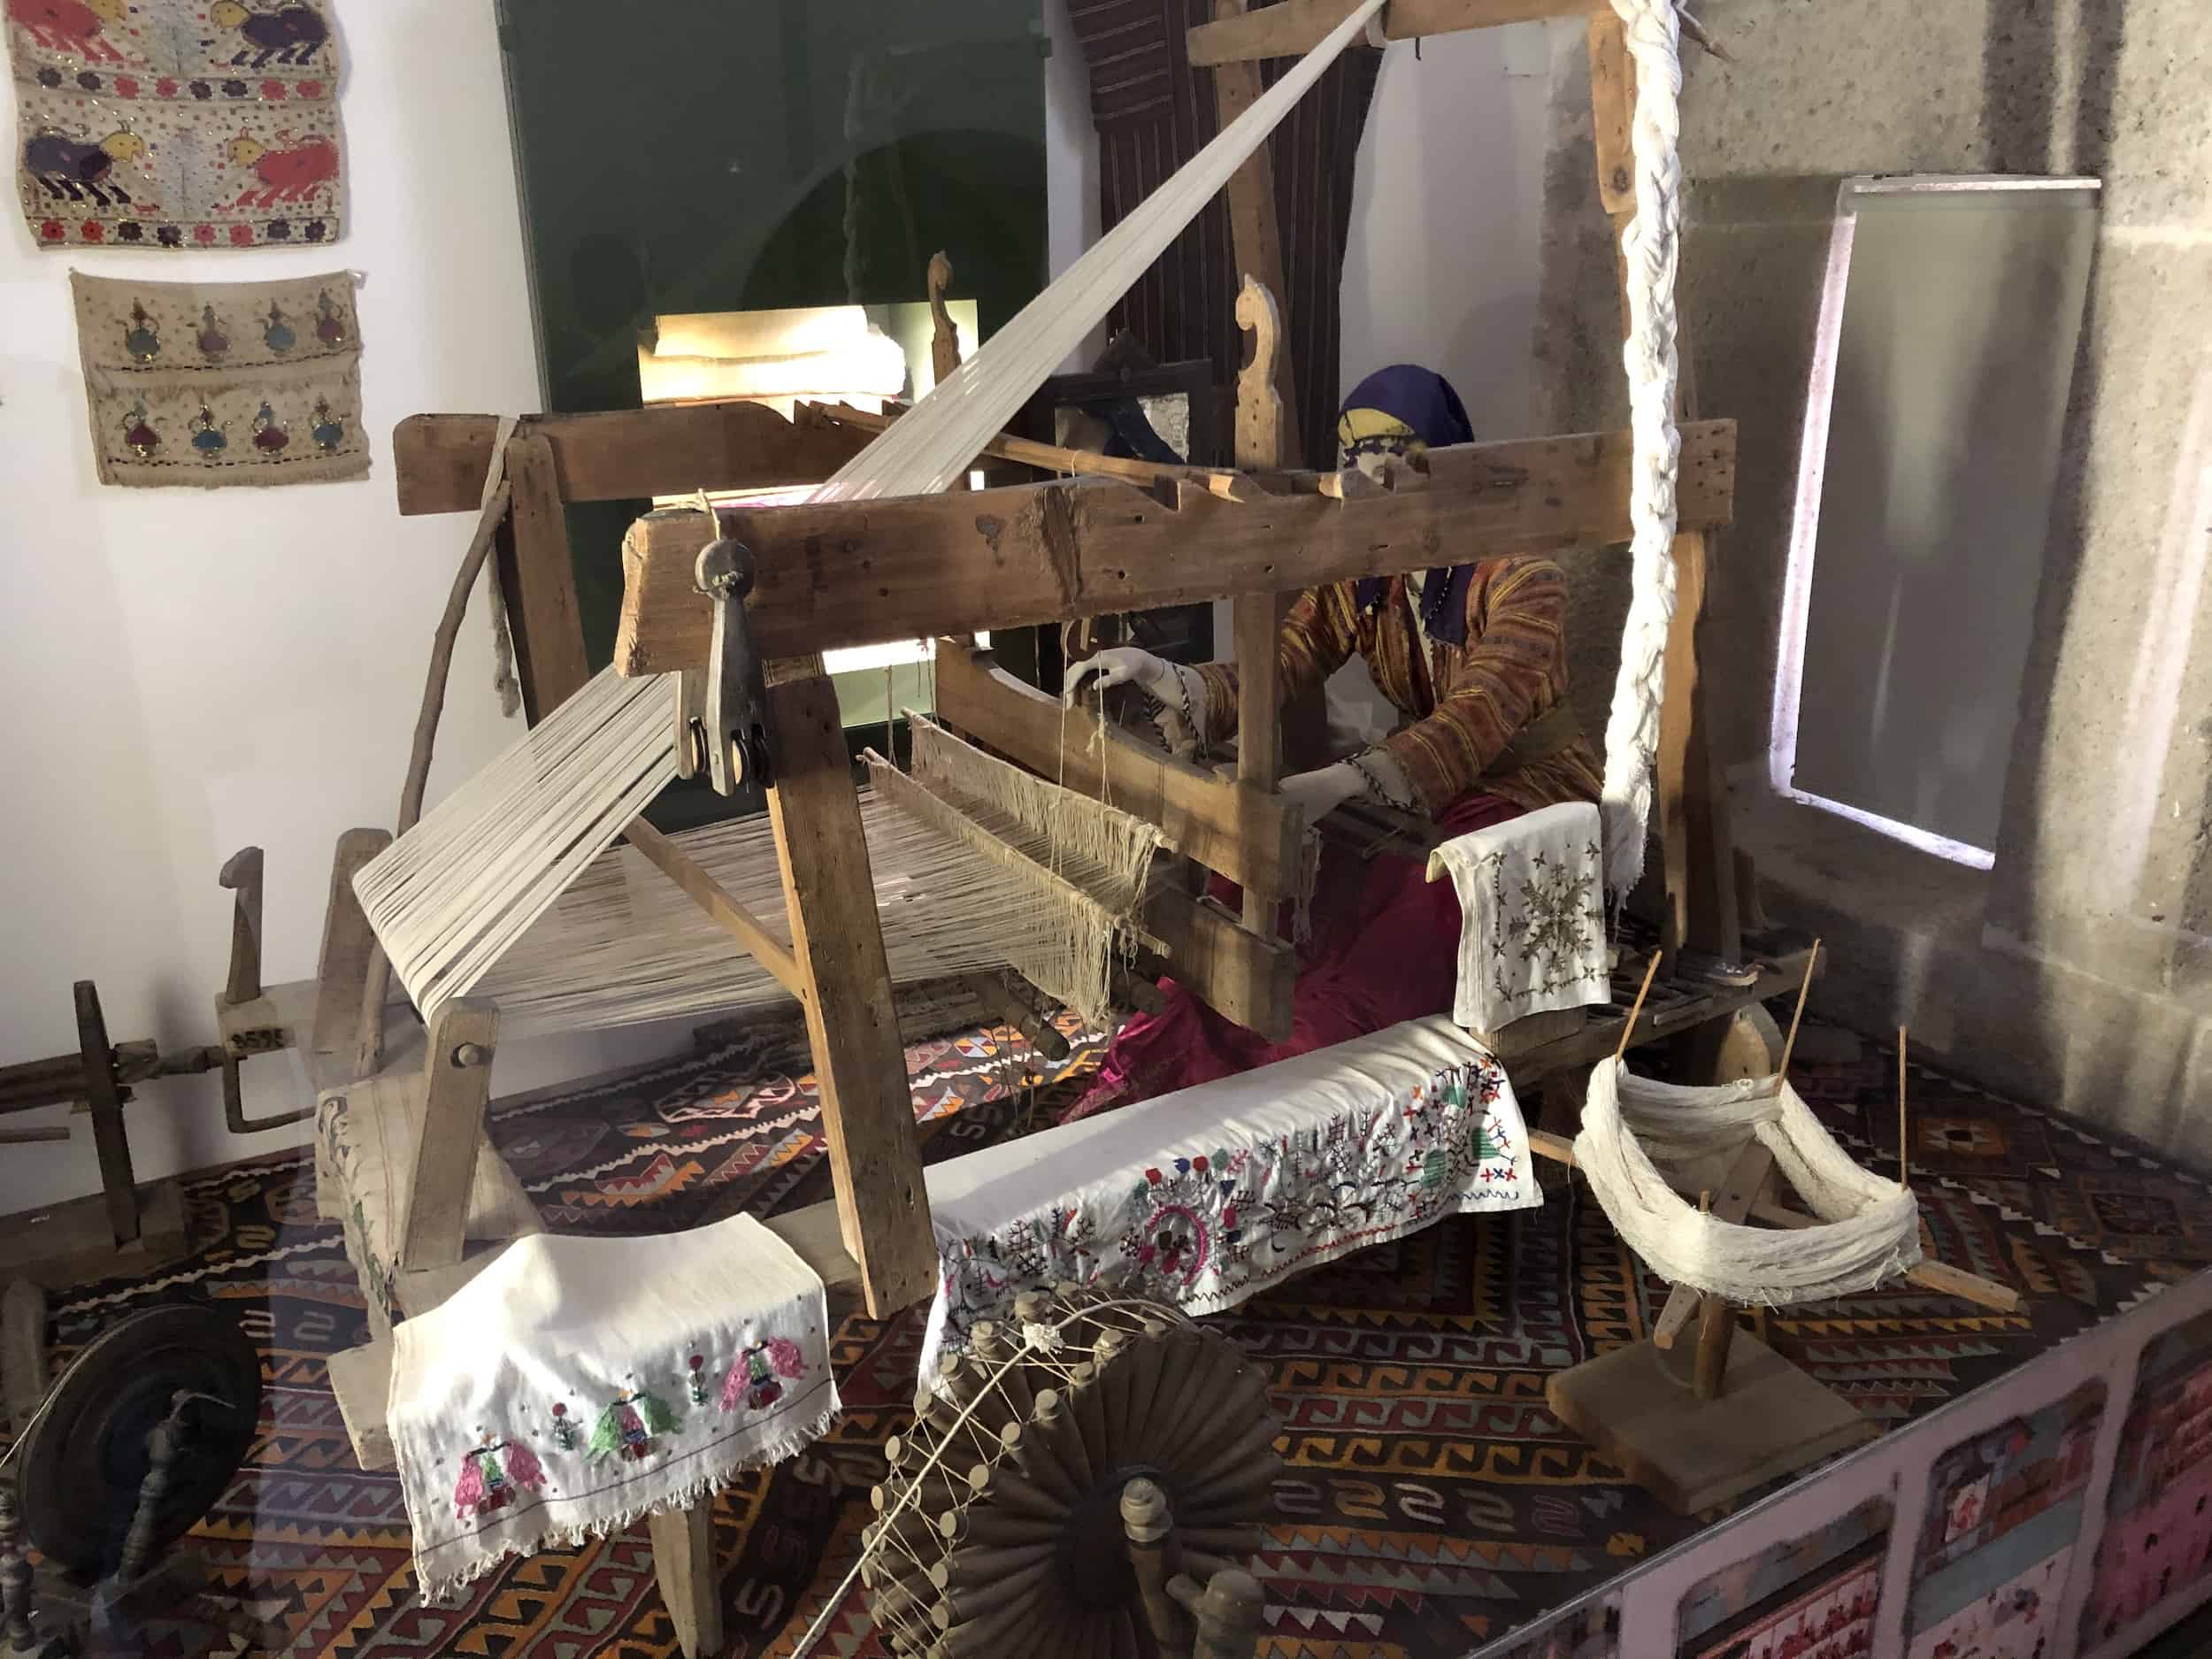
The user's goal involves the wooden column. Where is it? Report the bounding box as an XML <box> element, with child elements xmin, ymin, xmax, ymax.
<box><xmin>1231</xmin><ymin>279</ymin><xmax>1288</xmax><ymax>936</ymax></box>
<box><xmin>764</xmin><ymin>671</ymin><xmax>937</xmax><ymax>1316</ymax></box>
<box><xmin>1587</xmin><ymin>14</ymin><xmax>1740</xmax><ymax>963</ymax></box>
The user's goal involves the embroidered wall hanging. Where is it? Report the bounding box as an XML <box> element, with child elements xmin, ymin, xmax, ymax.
<box><xmin>10</xmin><ymin>0</ymin><xmax>342</xmax><ymax>250</ymax></box>
<box><xmin>387</xmin><ymin>1213</ymin><xmax>841</xmax><ymax>1603</ymax></box>
<box><xmin>918</xmin><ymin>1016</ymin><xmax>1540</xmax><ymax>1379</ymax></box>
<box><xmin>1426</xmin><ymin>800</ymin><xmax>1611</xmax><ymax>1037</ymax></box>
<box><xmin>72</xmin><ymin>267</ymin><xmax>365</xmax><ymax>485</ymax></box>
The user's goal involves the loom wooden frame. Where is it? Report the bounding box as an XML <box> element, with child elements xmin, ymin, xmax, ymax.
<box><xmin>255</xmin><ymin>12</ymin><xmax>2013</xmax><ymax>1653</ymax></box>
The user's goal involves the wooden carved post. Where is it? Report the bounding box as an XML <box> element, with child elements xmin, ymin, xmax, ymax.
<box><xmin>1209</xmin><ymin>0</ymin><xmax>1300</xmax><ymax>468</ymax></box>
<box><xmin>1231</xmin><ymin>278</ymin><xmax>1288</xmax><ymax>939</ymax></box>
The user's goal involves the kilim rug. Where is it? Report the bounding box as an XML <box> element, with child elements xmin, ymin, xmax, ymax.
<box><xmin>22</xmin><ymin>1016</ymin><xmax>2212</xmax><ymax>1659</ymax></box>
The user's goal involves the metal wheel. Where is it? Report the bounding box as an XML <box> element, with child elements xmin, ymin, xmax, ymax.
<box><xmin>859</xmin><ymin>1286</ymin><xmax>1281</xmax><ymax>1657</ymax></box>
<box><xmin>19</xmin><ymin>1302</ymin><xmax>260</xmax><ymax>1576</ymax></box>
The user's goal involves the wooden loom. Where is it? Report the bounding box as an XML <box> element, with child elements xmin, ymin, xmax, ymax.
<box><xmin>208</xmin><ymin>6</ymin><xmax>2022</xmax><ymax>1653</ymax></box>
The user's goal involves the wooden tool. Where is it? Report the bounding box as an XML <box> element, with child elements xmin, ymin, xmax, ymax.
<box><xmin>0</xmin><ymin>981</ymin><xmax>209</xmax><ymax>1287</ymax></box>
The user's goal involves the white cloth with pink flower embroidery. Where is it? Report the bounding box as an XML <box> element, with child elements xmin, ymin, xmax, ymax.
<box><xmin>386</xmin><ymin>1211</ymin><xmax>839</xmax><ymax>1603</ymax></box>
<box><xmin>918</xmin><ymin>1017</ymin><xmax>1540</xmax><ymax>1380</ymax></box>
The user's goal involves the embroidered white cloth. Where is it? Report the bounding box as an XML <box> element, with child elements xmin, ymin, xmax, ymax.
<box><xmin>387</xmin><ymin>1213</ymin><xmax>839</xmax><ymax>1603</ymax></box>
<box><xmin>1425</xmin><ymin>801</ymin><xmax>1610</xmax><ymax>1035</ymax></box>
<box><xmin>918</xmin><ymin>1018</ymin><xmax>1539</xmax><ymax>1378</ymax></box>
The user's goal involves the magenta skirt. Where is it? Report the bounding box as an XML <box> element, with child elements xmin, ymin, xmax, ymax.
<box><xmin>1065</xmin><ymin>791</ymin><xmax>1525</xmax><ymax>1121</ymax></box>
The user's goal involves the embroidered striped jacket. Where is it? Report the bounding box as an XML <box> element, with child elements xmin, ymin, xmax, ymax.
<box><xmin>1195</xmin><ymin>556</ymin><xmax>1604</xmax><ymax>817</ymax></box>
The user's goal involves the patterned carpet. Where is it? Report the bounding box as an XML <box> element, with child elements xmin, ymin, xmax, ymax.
<box><xmin>25</xmin><ymin>1014</ymin><xmax>2212</xmax><ymax>1659</ymax></box>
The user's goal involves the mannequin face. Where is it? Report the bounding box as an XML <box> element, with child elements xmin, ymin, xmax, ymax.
<box><xmin>1336</xmin><ymin>409</ymin><xmax>1427</xmax><ymax>485</ymax></box>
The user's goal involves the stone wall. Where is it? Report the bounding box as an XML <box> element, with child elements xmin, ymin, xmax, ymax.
<box><xmin>1533</xmin><ymin>0</ymin><xmax>2212</xmax><ymax>1155</ymax></box>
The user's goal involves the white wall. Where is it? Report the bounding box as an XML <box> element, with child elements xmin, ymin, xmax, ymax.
<box><xmin>1340</xmin><ymin>27</ymin><xmax>1555</xmax><ymax>441</ymax></box>
<box><xmin>1327</xmin><ymin>25</ymin><xmax>1561</xmax><ymax>744</ymax></box>
<box><xmin>1042</xmin><ymin>0</ymin><xmax>1102</xmax><ymax>371</ymax></box>
<box><xmin>0</xmin><ymin>4</ymin><xmax>672</xmax><ymax>1215</ymax></box>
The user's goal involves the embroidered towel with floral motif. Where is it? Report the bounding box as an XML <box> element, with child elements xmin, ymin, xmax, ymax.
<box><xmin>920</xmin><ymin>1016</ymin><xmax>1539</xmax><ymax>1379</ymax></box>
<box><xmin>1425</xmin><ymin>800</ymin><xmax>1609</xmax><ymax>1036</ymax></box>
<box><xmin>387</xmin><ymin>1212</ymin><xmax>839</xmax><ymax>1603</ymax></box>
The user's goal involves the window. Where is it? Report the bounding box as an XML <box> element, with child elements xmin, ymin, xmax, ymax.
<box><xmin>1768</xmin><ymin>175</ymin><xmax>2101</xmax><ymax>866</ymax></box>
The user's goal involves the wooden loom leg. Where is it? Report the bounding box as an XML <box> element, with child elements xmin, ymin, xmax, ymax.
<box><xmin>1587</xmin><ymin>14</ymin><xmax>1740</xmax><ymax>964</ymax></box>
<box><xmin>764</xmin><ymin>672</ymin><xmax>936</xmax><ymax>1317</ymax></box>
<box><xmin>649</xmin><ymin>1499</ymin><xmax>724</xmax><ymax>1659</ymax></box>
<box><xmin>396</xmin><ymin>998</ymin><xmax>497</xmax><ymax>1273</ymax></box>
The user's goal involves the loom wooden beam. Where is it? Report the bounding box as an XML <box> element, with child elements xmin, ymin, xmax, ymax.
<box><xmin>804</xmin><ymin>401</ymin><xmax>1238</xmax><ymax>494</ymax></box>
<box><xmin>932</xmin><ymin>642</ymin><xmax>1302</xmax><ymax>897</ymax></box>
<box><xmin>764</xmin><ymin>671</ymin><xmax>939</xmax><ymax>1317</ymax></box>
<box><xmin>1187</xmin><ymin>0</ymin><xmax>1602</xmax><ymax>65</ymax></box>
<box><xmin>615</xmin><ymin>421</ymin><xmax>1737</xmax><ymax>673</ymax></box>
<box><xmin>393</xmin><ymin>403</ymin><xmax>872</xmax><ymax>516</ymax></box>
<box><xmin>624</xmin><ymin>818</ymin><xmax>804</xmax><ymax>996</ymax></box>
<box><xmin>1145</xmin><ymin>891</ymin><xmax>1296</xmax><ymax>1042</ymax></box>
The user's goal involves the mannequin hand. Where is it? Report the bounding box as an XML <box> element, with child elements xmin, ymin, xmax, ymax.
<box><xmin>1064</xmin><ymin>646</ymin><xmax>1171</xmax><ymax>708</ymax></box>
<box><xmin>1277</xmin><ymin>762</ymin><xmax>1365</xmax><ymax>827</ymax></box>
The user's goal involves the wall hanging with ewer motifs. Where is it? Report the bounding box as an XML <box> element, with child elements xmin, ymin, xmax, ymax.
<box><xmin>9</xmin><ymin>0</ymin><xmax>342</xmax><ymax>250</ymax></box>
<box><xmin>71</xmin><ymin>269</ymin><xmax>365</xmax><ymax>486</ymax></box>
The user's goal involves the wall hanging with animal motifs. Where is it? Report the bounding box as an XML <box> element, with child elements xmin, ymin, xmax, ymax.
<box><xmin>8</xmin><ymin>0</ymin><xmax>342</xmax><ymax>250</ymax></box>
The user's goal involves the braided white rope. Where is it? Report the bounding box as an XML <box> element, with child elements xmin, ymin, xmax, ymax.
<box><xmin>1597</xmin><ymin>0</ymin><xmax>1686</xmax><ymax>894</ymax></box>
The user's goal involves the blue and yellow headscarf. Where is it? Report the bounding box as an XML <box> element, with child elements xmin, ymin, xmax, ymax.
<box><xmin>1339</xmin><ymin>365</ymin><xmax>1478</xmax><ymax>645</ymax></box>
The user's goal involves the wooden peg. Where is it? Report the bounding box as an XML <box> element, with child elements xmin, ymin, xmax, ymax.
<box><xmin>1614</xmin><ymin>951</ymin><xmax>1663</xmax><ymax>1062</ymax></box>
<box><xmin>1897</xmin><ymin>1025</ymin><xmax>1910</xmax><ymax>1188</ymax></box>
<box><xmin>1772</xmin><ymin>936</ymin><xmax>1822</xmax><ymax>1092</ymax></box>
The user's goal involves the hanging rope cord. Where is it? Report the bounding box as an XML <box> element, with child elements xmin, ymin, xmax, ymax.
<box><xmin>1596</xmin><ymin>0</ymin><xmax>1686</xmax><ymax>895</ymax></box>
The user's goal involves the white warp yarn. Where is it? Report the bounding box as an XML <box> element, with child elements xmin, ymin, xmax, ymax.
<box><xmin>1596</xmin><ymin>0</ymin><xmax>1686</xmax><ymax>894</ymax></box>
<box><xmin>354</xmin><ymin>0</ymin><xmax>1386</xmax><ymax>1022</ymax></box>
<box><xmin>1572</xmin><ymin>1056</ymin><xmax>1921</xmax><ymax>1306</ymax></box>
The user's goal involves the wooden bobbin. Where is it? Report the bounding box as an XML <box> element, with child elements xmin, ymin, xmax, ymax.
<box><xmin>999</xmin><ymin>1420</ymin><xmax>1084</xmax><ymax>1509</ymax></box>
<box><xmin>1031</xmin><ymin>1387</ymin><xmax>1095</xmax><ymax>1488</ymax></box>
<box><xmin>930</xmin><ymin>1540</ymin><xmax>1056</xmax><ymax>1594</ymax></box>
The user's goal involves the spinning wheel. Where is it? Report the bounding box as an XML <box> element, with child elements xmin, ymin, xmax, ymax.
<box><xmin>858</xmin><ymin>1286</ymin><xmax>1279</xmax><ymax>1657</ymax></box>
<box><xmin>3</xmin><ymin>1302</ymin><xmax>271</xmax><ymax>1659</ymax></box>
<box><xmin>17</xmin><ymin>1302</ymin><xmax>260</xmax><ymax>1577</ymax></box>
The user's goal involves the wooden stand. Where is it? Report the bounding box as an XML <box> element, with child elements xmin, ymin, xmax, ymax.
<box><xmin>1547</xmin><ymin>1329</ymin><xmax>1878</xmax><ymax>1514</ymax></box>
